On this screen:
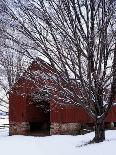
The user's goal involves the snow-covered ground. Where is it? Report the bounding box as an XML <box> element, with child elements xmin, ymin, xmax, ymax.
<box><xmin>0</xmin><ymin>117</ymin><xmax>9</xmax><ymax>125</ymax></box>
<box><xmin>0</xmin><ymin>129</ymin><xmax>116</xmax><ymax>155</ymax></box>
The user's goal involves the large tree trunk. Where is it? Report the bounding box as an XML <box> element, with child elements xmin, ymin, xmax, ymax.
<box><xmin>94</xmin><ymin>120</ymin><xmax>105</xmax><ymax>143</ymax></box>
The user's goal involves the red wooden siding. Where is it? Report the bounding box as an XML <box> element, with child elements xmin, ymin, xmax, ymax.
<box><xmin>9</xmin><ymin>91</ymin><xmax>27</xmax><ymax>122</ymax></box>
<box><xmin>51</xmin><ymin>101</ymin><xmax>116</xmax><ymax>123</ymax></box>
<box><xmin>105</xmin><ymin>106</ymin><xmax>116</xmax><ymax>122</ymax></box>
<box><xmin>50</xmin><ymin>102</ymin><xmax>93</xmax><ymax>123</ymax></box>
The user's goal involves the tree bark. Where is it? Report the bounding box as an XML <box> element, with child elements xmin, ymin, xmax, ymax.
<box><xmin>94</xmin><ymin>120</ymin><xmax>105</xmax><ymax>143</ymax></box>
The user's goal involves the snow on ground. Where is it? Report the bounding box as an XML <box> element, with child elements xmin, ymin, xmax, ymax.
<box><xmin>0</xmin><ymin>129</ymin><xmax>116</xmax><ymax>155</ymax></box>
<box><xmin>0</xmin><ymin>117</ymin><xmax>9</xmax><ymax>125</ymax></box>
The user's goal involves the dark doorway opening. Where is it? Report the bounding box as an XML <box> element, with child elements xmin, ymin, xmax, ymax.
<box><xmin>30</xmin><ymin>122</ymin><xmax>43</xmax><ymax>132</ymax></box>
<box><xmin>114</xmin><ymin>122</ymin><xmax>116</xmax><ymax>127</ymax></box>
<box><xmin>29</xmin><ymin>102</ymin><xmax>50</xmax><ymax>136</ymax></box>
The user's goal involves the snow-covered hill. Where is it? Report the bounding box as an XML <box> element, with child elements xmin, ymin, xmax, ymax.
<box><xmin>0</xmin><ymin>129</ymin><xmax>116</xmax><ymax>155</ymax></box>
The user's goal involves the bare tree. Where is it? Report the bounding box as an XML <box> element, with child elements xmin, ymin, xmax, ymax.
<box><xmin>0</xmin><ymin>1</ymin><xmax>31</xmax><ymax>117</ymax></box>
<box><xmin>1</xmin><ymin>0</ymin><xmax>116</xmax><ymax>142</ymax></box>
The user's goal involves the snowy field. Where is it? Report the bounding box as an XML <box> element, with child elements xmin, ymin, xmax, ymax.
<box><xmin>0</xmin><ymin>129</ymin><xmax>116</xmax><ymax>155</ymax></box>
<box><xmin>0</xmin><ymin>117</ymin><xmax>9</xmax><ymax>125</ymax></box>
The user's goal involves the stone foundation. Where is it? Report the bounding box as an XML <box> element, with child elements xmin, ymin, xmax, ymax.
<box><xmin>50</xmin><ymin>123</ymin><xmax>82</xmax><ymax>135</ymax></box>
<box><xmin>9</xmin><ymin>122</ymin><xmax>116</xmax><ymax>136</ymax></box>
<box><xmin>9</xmin><ymin>122</ymin><xmax>30</xmax><ymax>135</ymax></box>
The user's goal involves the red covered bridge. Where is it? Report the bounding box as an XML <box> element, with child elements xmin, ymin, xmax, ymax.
<box><xmin>9</xmin><ymin>60</ymin><xmax>116</xmax><ymax>135</ymax></box>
